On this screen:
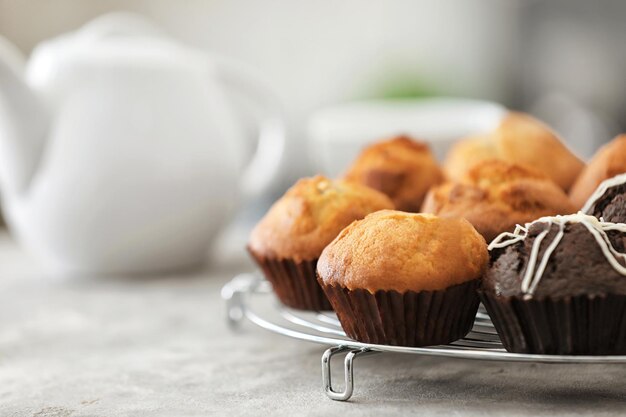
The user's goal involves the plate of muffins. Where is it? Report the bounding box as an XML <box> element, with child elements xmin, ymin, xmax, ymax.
<box><xmin>247</xmin><ymin>111</ymin><xmax>626</xmax><ymax>356</ymax></box>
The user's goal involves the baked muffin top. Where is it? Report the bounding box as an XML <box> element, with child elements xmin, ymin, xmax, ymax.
<box><xmin>443</xmin><ymin>134</ymin><xmax>496</xmax><ymax>181</ymax></box>
<box><xmin>422</xmin><ymin>160</ymin><xmax>575</xmax><ymax>242</ymax></box>
<box><xmin>317</xmin><ymin>210</ymin><xmax>488</xmax><ymax>293</ymax></box>
<box><xmin>444</xmin><ymin>112</ymin><xmax>584</xmax><ymax>191</ymax></box>
<box><xmin>343</xmin><ymin>136</ymin><xmax>444</xmax><ymax>212</ymax></box>
<box><xmin>485</xmin><ymin>214</ymin><xmax>626</xmax><ymax>298</ymax></box>
<box><xmin>570</xmin><ymin>134</ymin><xmax>626</xmax><ymax>208</ymax></box>
<box><xmin>248</xmin><ymin>175</ymin><xmax>393</xmax><ymax>261</ymax></box>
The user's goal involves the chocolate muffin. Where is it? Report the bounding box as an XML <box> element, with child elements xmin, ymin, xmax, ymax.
<box><xmin>248</xmin><ymin>175</ymin><xmax>393</xmax><ymax>310</ymax></box>
<box><xmin>422</xmin><ymin>160</ymin><xmax>576</xmax><ymax>242</ymax></box>
<box><xmin>317</xmin><ymin>210</ymin><xmax>488</xmax><ymax>347</ymax></box>
<box><xmin>570</xmin><ymin>134</ymin><xmax>626</xmax><ymax>208</ymax></box>
<box><xmin>482</xmin><ymin>213</ymin><xmax>626</xmax><ymax>355</ymax></box>
<box><xmin>581</xmin><ymin>173</ymin><xmax>626</xmax><ymax>223</ymax></box>
<box><xmin>444</xmin><ymin>112</ymin><xmax>584</xmax><ymax>191</ymax></box>
<box><xmin>343</xmin><ymin>136</ymin><xmax>444</xmax><ymax>212</ymax></box>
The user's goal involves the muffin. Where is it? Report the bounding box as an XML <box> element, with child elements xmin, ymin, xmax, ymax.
<box><xmin>343</xmin><ymin>136</ymin><xmax>444</xmax><ymax>212</ymax></box>
<box><xmin>444</xmin><ymin>112</ymin><xmax>584</xmax><ymax>191</ymax></box>
<box><xmin>317</xmin><ymin>210</ymin><xmax>488</xmax><ymax>347</ymax></box>
<box><xmin>421</xmin><ymin>160</ymin><xmax>576</xmax><ymax>242</ymax></box>
<box><xmin>570</xmin><ymin>134</ymin><xmax>626</xmax><ymax>209</ymax></box>
<box><xmin>248</xmin><ymin>175</ymin><xmax>393</xmax><ymax>310</ymax></box>
<box><xmin>482</xmin><ymin>213</ymin><xmax>626</xmax><ymax>355</ymax></box>
<box><xmin>581</xmin><ymin>173</ymin><xmax>626</xmax><ymax>223</ymax></box>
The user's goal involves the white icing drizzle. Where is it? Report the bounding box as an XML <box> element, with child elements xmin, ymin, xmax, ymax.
<box><xmin>581</xmin><ymin>173</ymin><xmax>626</xmax><ymax>214</ymax></box>
<box><xmin>488</xmin><ymin>213</ymin><xmax>626</xmax><ymax>295</ymax></box>
<box><xmin>488</xmin><ymin>224</ymin><xmax>528</xmax><ymax>249</ymax></box>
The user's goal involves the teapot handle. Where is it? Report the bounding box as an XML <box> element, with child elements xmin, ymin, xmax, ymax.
<box><xmin>213</xmin><ymin>57</ymin><xmax>286</xmax><ymax>198</ymax></box>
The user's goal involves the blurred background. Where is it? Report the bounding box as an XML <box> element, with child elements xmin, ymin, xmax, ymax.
<box><xmin>3</xmin><ymin>0</ymin><xmax>625</xmax><ymax>185</ymax></box>
<box><xmin>1</xmin><ymin>0</ymin><xmax>625</xmax><ymax>270</ymax></box>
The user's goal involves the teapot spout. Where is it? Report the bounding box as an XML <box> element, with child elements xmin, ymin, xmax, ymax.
<box><xmin>0</xmin><ymin>36</ymin><xmax>48</xmax><ymax>194</ymax></box>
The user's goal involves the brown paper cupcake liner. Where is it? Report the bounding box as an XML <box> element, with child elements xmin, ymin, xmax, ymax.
<box><xmin>319</xmin><ymin>279</ymin><xmax>480</xmax><ymax>347</ymax></box>
<box><xmin>480</xmin><ymin>291</ymin><xmax>626</xmax><ymax>355</ymax></box>
<box><xmin>248</xmin><ymin>249</ymin><xmax>332</xmax><ymax>311</ymax></box>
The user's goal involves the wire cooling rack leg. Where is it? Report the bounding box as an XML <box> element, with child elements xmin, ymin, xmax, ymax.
<box><xmin>322</xmin><ymin>346</ymin><xmax>373</xmax><ymax>401</ymax></box>
<box><xmin>221</xmin><ymin>273</ymin><xmax>259</xmax><ymax>329</ymax></box>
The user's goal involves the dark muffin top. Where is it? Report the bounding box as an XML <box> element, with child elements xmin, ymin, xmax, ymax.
<box><xmin>483</xmin><ymin>214</ymin><xmax>626</xmax><ymax>298</ymax></box>
<box><xmin>582</xmin><ymin>173</ymin><xmax>626</xmax><ymax>223</ymax></box>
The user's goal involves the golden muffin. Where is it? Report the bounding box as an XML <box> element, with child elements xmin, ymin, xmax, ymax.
<box><xmin>248</xmin><ymin>175</ymin><xmax>393</xmax><ymax>310</ymax></box>
<box><xmin>422</xmin><ymin>160</ymin><xmax>576</xmax><ymax>242</ymax></box>
<box><xmin>444</xmin><ymin>112</ymin><xmax>584</xmax><ymax>191</ymax></box>
<box><xmin>317</xmin><ymin>210</ymin><xmax>488</xmax><ymax>347</ymax></box>
<box><xmin>343</xmin><ymin>136</ymin><xmax>444</xmax><ymax>212</ymax></box>
<box><xmin>570</xmin><ymin>134</ymin><xmax>626</xmax><ymax>209</ymax></box>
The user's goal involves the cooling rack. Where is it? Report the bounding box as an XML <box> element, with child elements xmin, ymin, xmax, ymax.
<box><xmin>221</xmin><ymin>273</ymin><xmax>626</xmax><ymax>401</ymax></box>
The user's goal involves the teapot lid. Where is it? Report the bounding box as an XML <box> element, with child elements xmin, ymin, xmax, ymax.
<box><xmin>27</xmin><ymin>12</ymin><xmax>210</xmax><ymax>88</ymax></box>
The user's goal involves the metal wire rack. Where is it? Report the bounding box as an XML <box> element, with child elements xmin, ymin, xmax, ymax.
<box><xmin>222</xmin><ymin>273</ymin><xmax>626</xmax><ymax>401</ymax></box>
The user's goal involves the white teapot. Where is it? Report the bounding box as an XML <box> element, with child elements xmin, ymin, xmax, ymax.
<box><xmin>0</xmin><ymin>13</ymin><xmax>285</xmax><ymax>274</ymax></box>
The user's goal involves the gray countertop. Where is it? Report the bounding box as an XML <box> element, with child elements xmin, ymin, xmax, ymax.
<box><xmin>0</xmin><ymin>231</ymin><xmax>625</xmax><ymax>416</ymax></box>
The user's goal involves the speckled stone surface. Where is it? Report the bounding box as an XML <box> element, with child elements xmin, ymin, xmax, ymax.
<box><xmin>0</xmin><ymin>232</ymin><xmax>625</xmax><ymax>416</ymax></box>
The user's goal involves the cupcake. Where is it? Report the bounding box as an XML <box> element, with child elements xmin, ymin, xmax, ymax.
<box><xmin>422</xmin><ymin>160</ymin><xmax>576</xmax><ymax>242</ymax></box>
<box><xmin>570</xmin><ymin>134</ymin><xmax>626</xmax><ymax>209</ymax></box>
<box><xmin>444</xmin><ymin>112</ymin><xmax>584</xmax><ymax>191</ymax></box>
<box><xmin>482</xmin><ymin>213</ymin><xmax>626</xmax><ymax>355</ymax></box>
<box><xmin>581</xmin><ymin>173</ymin><xmax>626</xmax><ymax>223</ymax></box>
<box><xmin>317</xmin><ymin>210</ymin><xmax>488</xmax><ymax>347</ymax></box>
<box><xmin>343</xmin><ymin>136</ymin><xmax>444</xmax><ymax>212</ymax></box>
<box><xmin>248</xmin><ymin>175</ymin><xmax>393</xmax><ymax>310</ymax></box>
